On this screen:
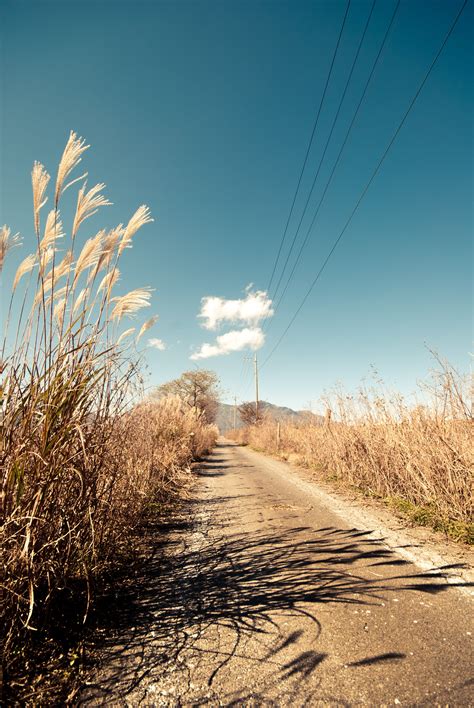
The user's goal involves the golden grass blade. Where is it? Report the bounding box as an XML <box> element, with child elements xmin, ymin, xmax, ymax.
<box><xmin>35</xmin><ymin>250</ymin><xmax>73</xmax><ymax>304</ymax></box>
<box><xmin>72</xmin><ymin>287</ymin><xmax>89</xmax><ymax>314</ymax></box>
<box><xmin>62</xmin><ymin>171</ymin><xmax>88</xmax><ymax>194</ymax></box>
<box><xmin>0</xmin><ymin>225</ymin><xmax>21</xmax><ymax>274</ymax></box>
<box><xmin>111</xmin><ymin>287</ymin><xmax>153</xmax><ymax>320</ymax></box>
<box><xmin>13</xmin><ymin>254</ymin><xmax>37</xmax><ymax>292</ymax></box>
<box><xmin>72</xmin><ymin>183</ymin><xmax>111</xmax><ymax>237</ymax></box>
<box><xmin>39</xmin><ymin>246</ymin><xmax>55</xmax><ymax>275</ymax></box>
<box><xmin>103</xmin><ymin>226</ymin><xmax>124</xmax><ymax>254</ymax></box>
<box><xmin>55</xmin><ymin>131</ymin><xmax>89</xmax><ymax>204</ymax></box>
<box><xmin>95</xmin><ymin>225</ymin><xmax>123</xmax><ymax>272</ymax></box>
<box><xmin>44</xmin><ymin>285</ymin><xmax>69</xmax><ymax>308</ymax></box>
<box><xmin>53</xmin><ymin>297</ymin><xmax>66</xmax><ymax>329</ymax></box>
<box><xmin>137</xmin><ymin>315</ymin><xmax>159</xmax><ymax>342</ymax></box>
<box><xmin>74</xmin><ymin>231</ymin><xmax>103</xmax><ymax>283</ymax></box>
<box><xmin>87</xmin><ymin>230</ymin><xmax>111</xmax><ymax>280</ymax></box>
<box><xmin>31</xmin><ymin>162</ymin><xmax>50</xmax><ymax>235</ymax></box>
<box><xmin>55</xmin><ymin>249</ymin><xmax>74</xmax><ymax>277</ymax></box>
<box><xmin>97</xmin><ymin>268</ymin><xmax>120</xmax><ymax>299</ymax></box>
<box><xmin>118</xmin><ymin>205</ymin><xmax>153</xmax><ymax>255</ymax></box>
<box><xmin>40</xmin><ymin>210</ymin><xmax>65</xmax><ymax>251</ymax></box>
<box><xmin>117</xmin><ymin>327</ymin><xmax>136</xmax><ymax>345</ymax></box>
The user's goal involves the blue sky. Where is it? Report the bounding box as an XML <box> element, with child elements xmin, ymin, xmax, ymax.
<box><xmin>1</xmin><ymin>0</ymin><xmax>472</xmax><ymax>410</ymax></box>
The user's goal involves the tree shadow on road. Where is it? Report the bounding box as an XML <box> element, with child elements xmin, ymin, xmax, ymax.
<box><xmin>77</xmin><ymin>485</ymin><xmax>469</xmax><ymax>706</ymax></box>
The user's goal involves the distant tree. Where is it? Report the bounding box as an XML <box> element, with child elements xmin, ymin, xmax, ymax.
<box><xmin>238</xmin><ymin>401</ymin><xmax>264</xmax><ymax>426</ymax></box>
<box><xmin>154</xmin><ymin>370</ymin><xmax>220</xmax><ymax>423</ymax></box>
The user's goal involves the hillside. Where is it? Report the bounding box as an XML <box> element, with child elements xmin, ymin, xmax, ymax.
<box><xmin>216</xmin><ymin>400</ymin><xmax>322</xmax><ymax>432</ymax></box>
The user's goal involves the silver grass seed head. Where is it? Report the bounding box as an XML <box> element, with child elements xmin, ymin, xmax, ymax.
<box><xmin>0</xmin><ymin>225</ymin><xmax>22</xmax><ymax>274</ymax></box>
<box><xmin>137</xmin><ymin>315</ymin><xmax>159</xmax><ymax>342</ymax></box>
<box><xmin>32</xmin><ymin>162</ymin><xmax>50</xmax><ymax>234</ymax></box>
<box><xmin>72</xmin><ymin>182</ymin><xmax>111</xmax><ymax>237</ymax></box>
<box><xmin>13</xmin><ymin>254</ymin><xmax>37</xmax><ymax>292</ymax></box>
<box><xmin>118</xmin><ymin>205</ymin><xmax>153</xmax><ymax>255</ymax></box>
<box><xmin>55</xmin><ymin>131</ymin><xmax>89</xmax><ymax>204</ymax></box>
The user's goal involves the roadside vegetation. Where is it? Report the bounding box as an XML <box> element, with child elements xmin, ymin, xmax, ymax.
<box><xmin>0</xmin><ymin>133</ymin><xmax>218</xmax><ymax>700</ymax></box>
<box><xmin>230</xmin><ymin>359</ymin><xmax>473</xmax><ymax>544</ymax></box>
<box><xmin>154</xmin><ymin>369</ymin><xmax>220</xmax><ymax>423</ymax></box>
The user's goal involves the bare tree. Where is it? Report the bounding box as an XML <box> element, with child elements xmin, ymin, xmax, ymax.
<box><xmin>238</xmin><ymin>401</ymin><xmax>264</xmax><ymax>426</ymax></box>
<box><xmin>154</xmin><ymin>370</ymin><xmax>220</xmax><ymax>423</ymax></box>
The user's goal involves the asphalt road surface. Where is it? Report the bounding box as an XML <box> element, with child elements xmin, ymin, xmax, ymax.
<box><xmin>80</xmin><ymin>440</ymin><xmax>473</xmax><ymax>707</ymax></box>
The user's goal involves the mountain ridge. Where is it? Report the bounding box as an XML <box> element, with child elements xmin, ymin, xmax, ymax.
<box><xmin>216</xmin><ymin>400</ymin><xmax>323</xmax><ymax>432</ymax></box>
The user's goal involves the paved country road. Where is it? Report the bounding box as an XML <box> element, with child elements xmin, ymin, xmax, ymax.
<box><xmin>79</xmin><ymin>441</ymin><xmax>473</xmax><ymax>707</ymax></box>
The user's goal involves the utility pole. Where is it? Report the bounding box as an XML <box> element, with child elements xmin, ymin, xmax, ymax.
<box><xmin>254</xmin><ymin>352</ymin><xmax>259</xmax><ymax>422</ymax></box>
<box><xmin>233</xmin><ymin>395</ymin><xmax>237</xmax><ymax>429</ymax></box>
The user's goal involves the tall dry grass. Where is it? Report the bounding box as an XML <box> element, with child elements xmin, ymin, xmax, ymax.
<box><xmin>230</xmin><ymin>360</ymin><xmax>472</xmax><ymax>541</ymax></box>
<box><xmin>0</xmin><ymin>133</ymin><xmax>217</xmax><ymax>675</ymax></box>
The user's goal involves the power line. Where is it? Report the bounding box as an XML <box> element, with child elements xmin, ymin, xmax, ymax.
<box><xmin>239</xmin><ymin>354</ymin><xmax>247</xmax><ymax>382</ymax></box>
<box><xmin>266</xmin><ymin>0</ymin><xmax>352</xmax><ymax>295</ymax></box>
<box><xmin>269</xmin><ymin>0</ymin><xmax>378</xmax><ymax>306</ymax></box>
<box><xmin>240</xmin><ymin>355</ymin><xmax>254</xmax><ymax>398</ymax></box>
<box><xmin>261</xmin><ymin>0</ymin><xmax>469</xmax><ymax>369</ymax></box>
<box><xmin>269</xmin><ymin>0</ymin><xmax>400</xmax><ymax>324</ymax></box>
<box><xmin>240</xmin><ymin>355</ymin><xmax>249</xmax><ymax>389</ymax></box>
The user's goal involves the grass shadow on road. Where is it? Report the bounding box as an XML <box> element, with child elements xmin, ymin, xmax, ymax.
<box><xmin>77</xmin><ymin>488</ymin><xmax>469</xmax><ymax>705</ymax></box>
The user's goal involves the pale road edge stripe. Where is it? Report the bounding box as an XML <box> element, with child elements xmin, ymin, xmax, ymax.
<box><xmin>228</xmin><ymin>442</ymin><xmax>473</xmax><ymax>599</ymax></box>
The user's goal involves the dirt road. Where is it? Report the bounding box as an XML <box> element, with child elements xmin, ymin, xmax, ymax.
<box><xmin>80</xmin><ymin>440</ymin><xmax>473</xmax><ymax>706</ymax></box>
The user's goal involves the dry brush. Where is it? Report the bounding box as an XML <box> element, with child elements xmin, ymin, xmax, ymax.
<box><xmin>230</xmin><ymin>361</ymin><xmax>472</xmax><ymax>542</ymax></box>
<box><xmin>0</xmin><ymin>133</ymin><xmax>217</xmax><ymax>680</ymax></box>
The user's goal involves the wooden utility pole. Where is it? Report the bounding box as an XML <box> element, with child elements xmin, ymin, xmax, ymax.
<box><xmin>254</xmin><ymin>352</ymin><xmax>259</xmax><ymax>422</ymax></box>
<box><xmin>233</xmin><ymin>396</ymin><xmax>237</xmax><ymax>429</ymax></box>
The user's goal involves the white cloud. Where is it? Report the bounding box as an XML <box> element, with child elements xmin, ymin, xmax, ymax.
<box><xmin>148</xmin><ymin>337</ymin><xmax>166</xmax><ymax>351</ymax></box>
<box><xmin>198</xmin><ymin>290</ymin><xmax>273</xmax><ymax>330</ymax></box>
<box><xmin>190</xmin><ymin>327</ymin><xmax>264</xmax><ymax>360</ymax></box>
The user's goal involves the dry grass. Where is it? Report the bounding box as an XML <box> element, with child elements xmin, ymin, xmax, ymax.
<box><xmin>0</xmin><ymin>132</ymin><xmax>217</xmax><ymax>685</ymax></box>
<box><xmin>230</xmin><ymin>360</ymin><xmax>473</xmax><ymax>543</ymax></box>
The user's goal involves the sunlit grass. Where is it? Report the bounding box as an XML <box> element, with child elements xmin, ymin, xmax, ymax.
<box><xmin>0</xmin><ymin>133</ymin><xmax>218</xmax><ymax>673</ymax></box>
<box><xmin>230</xmin><ymin>358</ymin><xmax>473</xmax><ymax>543</ymax></box>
